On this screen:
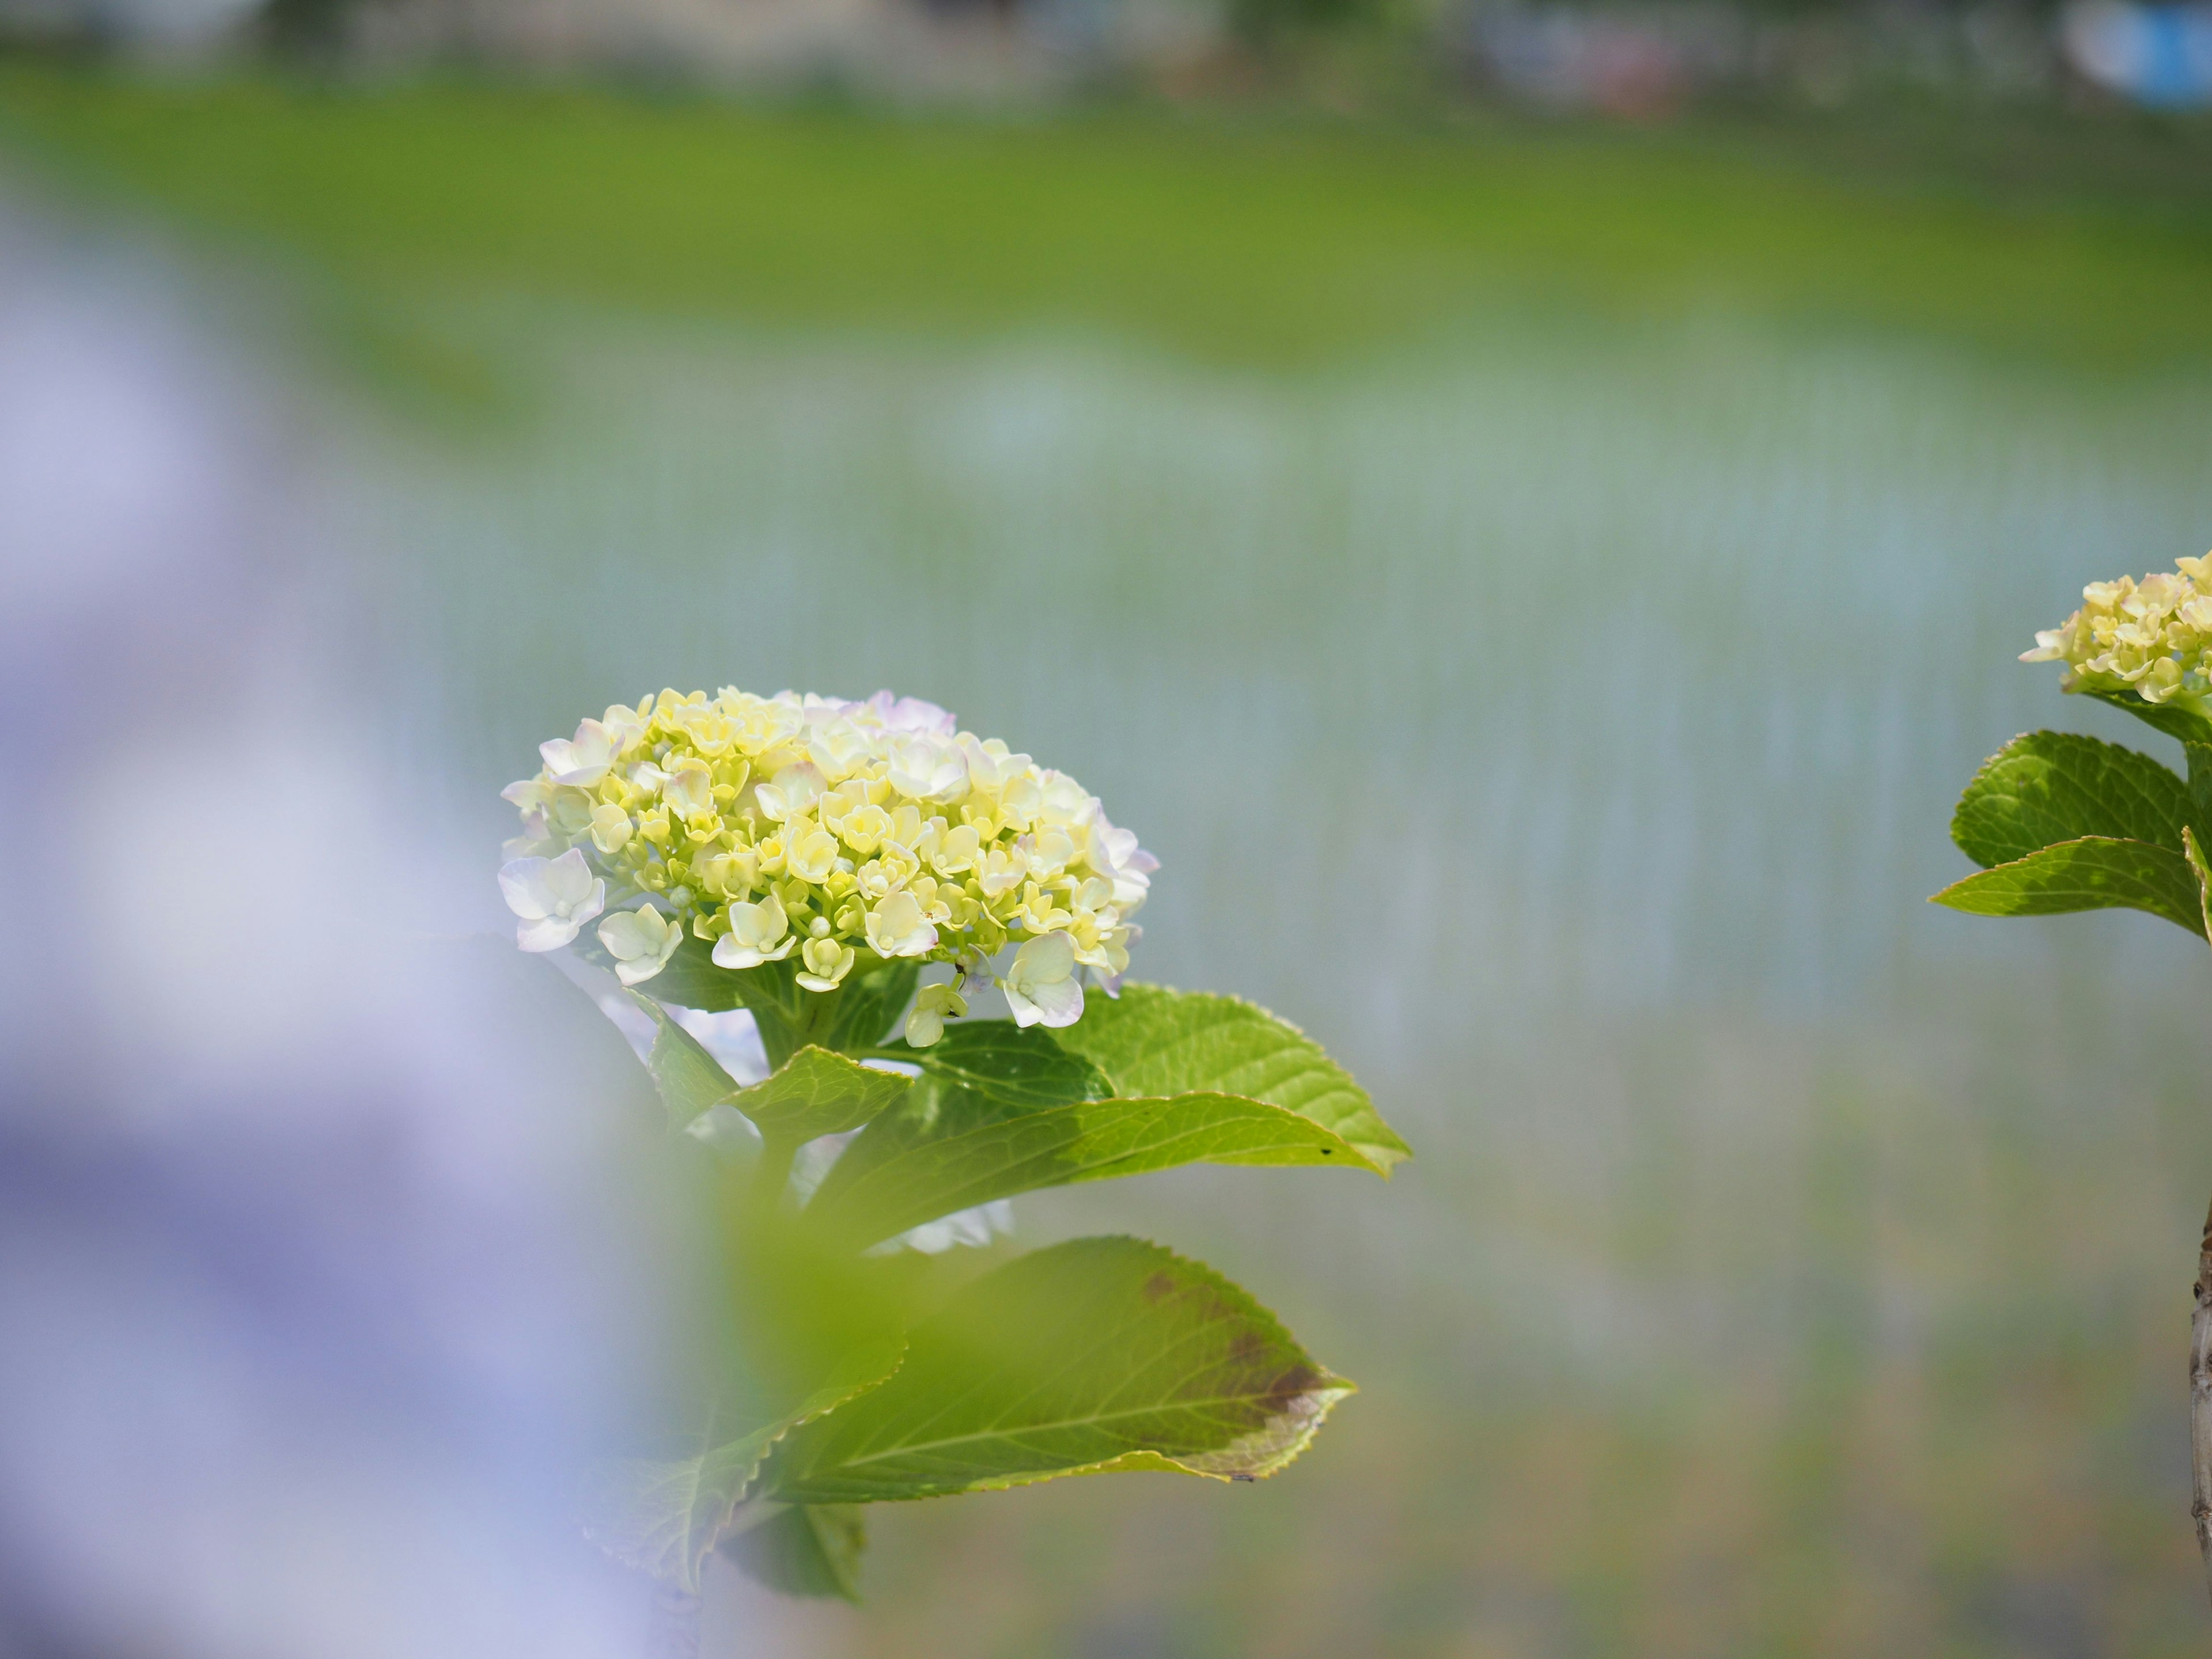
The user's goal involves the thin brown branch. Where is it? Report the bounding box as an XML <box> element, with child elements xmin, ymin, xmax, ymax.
<box><xmin>2191</xmin><ymin>1191</ymin><xmax>2212</xmax><ymax>1609</ymax></box>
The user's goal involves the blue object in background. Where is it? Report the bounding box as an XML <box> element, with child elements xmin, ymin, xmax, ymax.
<box><xmin>2063</xmin><ymin>0</ymin><xmax>2212</xmax><ymax>105</ymax></box>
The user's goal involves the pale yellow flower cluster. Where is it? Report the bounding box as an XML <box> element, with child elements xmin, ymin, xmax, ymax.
<box><xmin>499</xmin><ymin>690</ymin><xmax>1152</xmax><ymax>1018</ymax></box>
<box><xmin>2023</xmin><ymin>554</ymin><xmax>2212</xmax><ymax>706</ymax></box>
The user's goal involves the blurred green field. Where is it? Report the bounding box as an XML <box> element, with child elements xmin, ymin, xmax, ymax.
<box><xmin>5</xmin><ymin>60</ymin><xmax>2212</xmax><ymax>369</ymax></box>
<box><xmin>13</xmin><ymin>57</ymin><xmax>2212</xmax><ymax>1656</ymax></box>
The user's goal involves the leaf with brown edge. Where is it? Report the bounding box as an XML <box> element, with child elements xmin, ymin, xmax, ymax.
<box><xmin>761</xmin><ymin>1236</ymin><xmax>1353</xmax><ymax>1505</ymax></box>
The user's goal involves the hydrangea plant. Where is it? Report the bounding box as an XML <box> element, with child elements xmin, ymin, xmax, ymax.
<box><xmin>499</xmin><ymin>689</ymin><xmax>1410</xmax><ymax>1627</ymax></box>
<box><xmin>1936</xmin><ymin>555</ymin><xmax>2212</xmax><ymax>1605</ymax></box>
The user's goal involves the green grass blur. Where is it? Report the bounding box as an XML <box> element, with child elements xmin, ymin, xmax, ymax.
<box><xmin>4</xmin><ymin>60</ymin><xmax>2212</xmax><ymax>371</ymax></box>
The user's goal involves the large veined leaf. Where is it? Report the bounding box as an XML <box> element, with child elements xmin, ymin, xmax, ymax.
<box><xmin>578</xmin><ymin>1336</ymin><xmax>903</xmax><ymax>1595</ymax></box>
<box><xmin>730</xmin><ymin>1047</ymin><xmax>912</xmax><ymax>1145</ymax></box>
<box><xmin>892</xmin><ymin>1019</ymin><xmax>1112</xmax><ymax>1109</ymax></box>
<box><xmin>1949</xmin><ymin>730</ymin><xmax>2190</xmax><ymax>866</ymax></box>
<box><xmin>1930</xmin><ymin>835</ymin><xmax>2206</xmax><ymax>935</ymax></box>
<box><xmin>1054</xmin><ymin>986</ymin><xmax>1410</xmax><ymax>1173</ymax></box>
<box><xmin>626</xmin><ymin>992</ymin><xmax>743</xmax><ymax>1131</ymax></box>
<box><xmin>723</xmin><ymin>1503</ymin><xmax>867</xmax><ymax>1603</ymax></box>
<box><xmin>765</xmin><ymin>1237</ymin><xmax>1352</xmax><ymax>1504</ymax></box>
<box><xmin>806</xmin><ymin>1077</ymin><xmax>1382</xmax><ymax>1248</ymax></box>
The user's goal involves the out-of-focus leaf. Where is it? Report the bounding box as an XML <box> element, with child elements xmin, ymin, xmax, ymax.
<box><xmin>1053</xmin><ymin>985</ymin><xmax>1409</xmax><ymax>1173</ymax></box>
<box><xmin>723</xmin><ymin>1503</ymin><xmax>867</xmax><ymax>1603</ymax></box>
<box><xmin>766</xmin><ymin>1236</ymin><xmax>1352</xmax><ymax>1504</ymax></box>
<box><xmin>1930</xmin><ymin>835</ymin><xmax>2206</xmax><ymax>935</ymax></box>
<box><xmin>729</xmin><ymin>1047</ymin><xmax>912</xmax><ymax>1145</ymax></box>
<box><xmin>578</xmin><ymin>1425</ymin><xmax>778</xmax><ymax>1594</ymax></box>
<box><xmin>578</xmin><ymin>1335</ymin><xmax>902</xmax><ymax>1595</ymax></box>
<box><xmin>807</xmin><ymin>1078</ymin><xmax>1381</xmax><ymax>1249</ymax></box>
<box><xmin>892</xmin><ymin>1019</ymin><xmax>1112</xmax><ymax>1109</ymax></box>
<box><xmin>1949</xmin><ymin>730</ymin><xmax>2190</xmax><ymax>866</ymax></box>
<box><xmin>626</xmin><ymin>991</ymin><xmax>742</xmax><ymax>1131</ymax></box>
<box><xmin>581</xmin><ymin>1176</ymin><xmax>919</xmax><ymax>1592</ymax></box>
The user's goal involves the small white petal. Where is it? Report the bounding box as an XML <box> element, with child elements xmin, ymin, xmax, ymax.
<box><xmin>498</xmin><ymin>858</ymin><xmax>555</xmax><ymax>921</ymax></box>
<box><xmin>1029</xmin><ymin>976</ymin><xmax>1085</xmax><ymax>1027</ymax></box>
<box><xmin>541</xmin><ymin>847</ymin><xmax>600</xmax><ymax>907</ymax></box>
<box><xmin>516</xmin><ymin>914</ymin><xmax>583</xmax><ymax>952</ymax></box>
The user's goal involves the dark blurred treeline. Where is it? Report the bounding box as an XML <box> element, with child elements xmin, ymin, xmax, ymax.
<box><xmin>3</xmin><ymin>0</ymin><xmax>2204</xmax><ymax>131</ymax></box>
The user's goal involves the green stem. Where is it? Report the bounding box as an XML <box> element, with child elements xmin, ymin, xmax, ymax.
<box><xmin>750</xmin><ymin>1132</ymin><xmax>800</xmax><ymax>1210</ymax></box>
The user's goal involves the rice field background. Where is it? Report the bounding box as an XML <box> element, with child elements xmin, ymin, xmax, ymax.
<box><xmin>8</xmin><ymin>63</ymin><xmax>2212</xmax><ymax>1655</ymax></box>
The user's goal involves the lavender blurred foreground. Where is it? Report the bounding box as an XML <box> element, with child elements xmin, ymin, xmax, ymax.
<box><xmin>0</xmin><ymin>203</ymin><xmax>687</xmax><ymax>1659</ymax></box>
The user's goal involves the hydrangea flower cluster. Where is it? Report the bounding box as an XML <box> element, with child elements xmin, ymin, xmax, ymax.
<box><xmin>2023</xmin><ymin>554</ymin><xmax>2212</xmax><ymax>707</ymax></box>
<box><xmin>498</xmin><ymin>689</ymin><xmax>1154</xmax><ymax>1037</ymax></box>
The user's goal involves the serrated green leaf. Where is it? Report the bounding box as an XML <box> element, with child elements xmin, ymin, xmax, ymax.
<box><xmin>766</xmin><ymin>1236</ymin><xmax>1353</xmax><ymax>1504</ymax></box>
<box><xmin>578</xmin><ymin>1425</ymin><xmax>779</xmax><ymax>1594</ymax></box>
<box><xmin>1930</xmin><ymin>835</ymin><xmax>2206</xmax><ymax>935</ymax></box>
<box><xmin>724</xmin><ymin>1504</ymin><xmax>867</xmax><ymax>1603</ymax></box>
<box><xmin>893</xmin><ymin>1019</ymin><xmax>1112</xmax><ymax>1109</ymax></box>
<box><xmin>806</xmin><ymin>1078</ymin><xmax>1380</xmax><ymax>1248</ymax></box>
<box><xmin>730</xmin><ymin>1047</ymin><xmax>912</xmax><ymax>1145</ymax></box>
<box><xmin>1950</xmin><ymin>730</ymin><xmax>2190</xmax><ymax>866</ymax></box>
<box><xmin>578</xmin><ymin>1334</ymin><xmax>902</xmax><ymax>1594</ymax></box>
<box><xmin>625</xmin><ymin>991</ymin><xmax>743</xmax><ymax>1131</ymax></box>
<box><xmin>1053</xmin><ymin>985</ymin><xmax>1409</xmax><ymax>1173</ymax></box>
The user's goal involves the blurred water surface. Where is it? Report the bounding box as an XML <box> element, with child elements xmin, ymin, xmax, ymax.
<box><xmin>13</xmin><ymin>169</ymin><xmax>2212</xmax><ymax>1655</ymax></box>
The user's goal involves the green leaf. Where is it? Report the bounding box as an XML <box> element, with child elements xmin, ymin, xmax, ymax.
<box><xmin>893</xmin><ymin>1019</ymin><xmax>1113</xmax><ymax>1109</ymax></box>
<box><xmin>2187</xmin><ymin>827</ymin><xmax>2212</xmax><ymax>940</ymax></box>
<box><xmin>577</xmin><ymin>1333</ymin><xmax>902</xmax><ymax>1594</ymax></box>
<box><xmin>729</xmin><ymin>1047</ymin><xmax>913</xmax><ymax>1145</ymax></box>
<box><xmin>809</xmin><ymin>1076</ymin><xmax>1382</xmax><ymax>1248</ymax></box>
<box><xmin>1053</xmin><ymin>985</ymin><xmax>1410</xmax><ymax>1174</ymax></box>
<box><xmin>822</xmin><ymin>957</ymin><xmax>922</xmax><ymax>1054</ymax></box>
<box><xmin>2083</xmin><ymin>687</ymin><xmax>2212</xmax><ymax>748</ymax></box>
<box><xmin>626</xmin><ymin>933</ymin><xmax>748</xmax><ymax>1013</ymax></box>
<box><xmin>625</xmin><ymin>991</ymin><xmax>743</xmax><ymax>1131</ymax></box>
<box><xmin>1949</xmin><ymin>730</ymin><xmax>2190</xmax><ymax>866</ymax></box>
<box><xmin>1930</xmin><ymin>835</ymin><xmax>2207</xmax><ymax>935</ymax></box>
<box><xmin>724</xmin><ymin>1504</ymin><xmax>867</xmax><ymax>1603</ymax></box>
<box><xmin>639</xmin><ymin>945</ymin><xmax>919</xmax><ymax>1067</ymax></box>
<box><xmin>578</xmin><ymin>1425</ymin><xmax>779</xmax><ymax>1593</ymax></box>
<box><xmin>2185</xmin><ymin>743</ymin><xmax>2212</xmax><ymax>834</ymax></box>
<box><xmin>765</xmin><ymin>1236</ymin><xmax>1353</xmax><ymax>1504</ymax></box>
